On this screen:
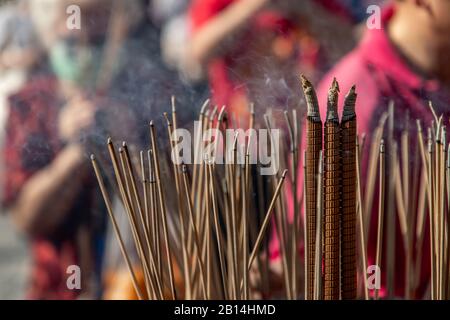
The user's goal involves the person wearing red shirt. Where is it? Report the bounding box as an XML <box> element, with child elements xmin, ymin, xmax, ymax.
<box><xmin>187</xmin><ymin>0</ymin><xmax>355</xmax><ymax>123</ymax></box>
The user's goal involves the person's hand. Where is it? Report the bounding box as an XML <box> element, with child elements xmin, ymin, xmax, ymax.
<box><xmin>58</xmin><ymin>95</ymin><xmax>97</xmax><ymax>143</ymax></box>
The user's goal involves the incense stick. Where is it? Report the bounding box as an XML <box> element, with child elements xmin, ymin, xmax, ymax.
<box><xmin>340</xmin><ymin>85</ymin><xmax>357</xmax><ymax>300</ymax></box>
<box><xmin>323</xmin><ymin>79</ymin><xmax>340</xmax><ymax>300</ymax></box>
<box><xmin>374</xmin><ymin>140</ymin><xmax>385</xmax><ymax>300</ymax></box>
<box><xmin>301</xmin><ymin>75</ymin><xmax>322</xmax><ymax>300</ymax></box>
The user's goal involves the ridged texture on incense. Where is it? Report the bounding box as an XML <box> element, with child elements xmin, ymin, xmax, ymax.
<box><xmin>324</xmin><ymin>79</ymin><xmax>341</xmax><ymax>300</ymax></box>
<box><xmin>301</xmin><ymin>75</ymin><xmax>322</xmax><ymax>300</ymax></box>
<box><xmin>340</xmin><ymin>85</ymin><xmax>357</xmax><ymax>299</ymax></box>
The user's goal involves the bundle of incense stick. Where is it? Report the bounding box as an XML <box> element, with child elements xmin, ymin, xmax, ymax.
<box><xmin>91</xmin><ymin>97</ymin><xmax>289</xmax><ymax>300</ymax></box>
<box><xmin>360</xmin><ymin>101</ymin><xmax>450</xmax><ymax>300</ymax></box>
<box><xmin>90</xmin><ymin>77</ymin><xmax>449</xmax><ymax>300</ymax></box>
<box><xmin>301</xmin><ymin>76</ymin><xmax>358</xmax><ymax>300</ymax></box>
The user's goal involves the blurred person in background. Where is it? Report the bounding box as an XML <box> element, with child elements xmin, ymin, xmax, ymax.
<box><xmin>0</xmin><ymin>0</ymin><xmax>145</xmax><ymax>299</ymax></box>
<box><xmin>186</xmin><ymin>0</ymin><xmax>359</xmax><ymax>124</ymax></box>
<box><xmin>0</xmin><ymin>0</ymin><xmax>42</xmax><ymax>155</ymax></box>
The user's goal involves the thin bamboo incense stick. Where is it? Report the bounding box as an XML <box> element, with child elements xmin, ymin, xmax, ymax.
<box><xmin>355</xmin><ymin>137</ymin><xmax>369</xmax><ymax>300</ymax></box>
<box><xmin>149</xmin><ymin>121</ymin><xmax>177</xmax><ymax>300</ymax></box>
<box><xmin>248</xmin><ymin>169</ymin><xmax>288</xmax><ymax>271</ymax></box>
<box><xmin>119</xmin><ymin>147</ymin><xmax>162</xmax><ymax>299</ymax></box>
<box><xmin>181</xmin><ymin>164</ymin><xmax>208</xmax><ymax>298</ymax></box>
<box><xmin>107</xmin><ymin>139</ymin><xmax>156</xmax><ymax>298</ymax></box>
<box><xmin>427</xmin><ymin>133</ymin><xmax>436</xmax><ymax>300</ymax></box>
<box><xmin>148</xmin><ymin>149</ymin><xmax>162</xmax><ymax>281</ymax></box>
<box><xmin>207</xmin><ymin>160</ymin><xmax>228</xmax><ymax>299</ymax></box>
<box><xmin>375</xmin><ymin>140</ymin><xmax>385</xmax><ymax>300</ymax></box>
<box><xmin>91</xmin><ymin>155</ymin><xmax>144</xmax><ymax>300</ymax></box>
<box><xmin>192</xmin><ymin>99</ymin><xmax>210</xmax><ymax>200</ymax></box>
<box><xmin>301</xmin><ymin>75</ymin><xmax>322</xmax><ymax>300</ymax></box>
<box><xmin>284</xmin><ymin>110</ymin><xmax>298</xmax><ymax>299</ymax></box>
<box><xmin>414</xmin><ymin>171</ymin><xmax>427</xmax><ymax>296</ymax></box>
<box><xmin>163</xmin><ymin>111</ymin><xmax>192</xmax><ymax>299</ymax></box>
<box><xmin>340</xmin><ymin>85</ymin><xmax>357</xmax><ymax>300</ymax></box>
<box><xmin>323</xmin><ymin>78</ymin><xmax>341</xmax><ymax>300</ymax></box>
<box><xmin>386</xmin><ymin>102</ymin><xmax>395</xmax><ymax>298</ymax></box>
<box><xmin>363</xmin><ymin>113</ymin><xmax>388</xmax><ymax>247</ymax></box>
<box><xmin>314</xmin><ymin>151</ymin><xmax>324</xmax><ymax>300</ymax></box>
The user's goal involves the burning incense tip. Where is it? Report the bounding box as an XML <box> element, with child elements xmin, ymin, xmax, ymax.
<box><xmin>380</xmin><ymin>140</ymin><xmax>385</xmax><ymax>153</ymax></box>
<box><xmin>342</xmin><ymin>85</ymin><xmax>357</xmax><ymax>121</ymax></box>
<box><xmin>300</xmin><ymin>75</ymin><xmax>320</xmax><ymax>120</ymax></box>
<box><xmin>122</xmin><ymin>141</ymin><xmax>127</xmax><ymax>147</ymax></box>
<box><xmin>150</xmin><ymin>120</ymin><xmax>154</xmax><ymax>127</ymax></box>
<box><xmin>326</xmin><ymin>79</ymin><xmax>339</xmax><ymax>121</ymax></box>
<box><xmin>250</xmin><ymin>103</ymin><xmax>255</xmax><ymax>115</ymax></box>
<box><xmin>331</xmin><ymin>77</ymin><xmax>340</xmax><ymax>92</ymax></box>
<box><xmin>107</xmin><ymin>137</ymin><xmax>112</xmax><ymax>144</ymax></box>
<box><xmin>182</xmin><ymin>164</ymin><xmax>187</xmax><ymax>173</ymax></box>
<box><xmin>90</xmin><ymin>154</ymin><xmax>95</xmax><ymax>161</ymax></box>
<box><xmin>119</xmin><ymin>147</ymin><xmax>124</xmax><ymax>153</ymax></box>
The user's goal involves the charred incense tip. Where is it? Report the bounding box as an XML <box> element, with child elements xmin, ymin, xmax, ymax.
<box><xmin>107</xmin><ymin>137</ymin><xmax>112</xmax><ymax>145</ymax></box>
<box><xmin>250</xmin><ymin>103</ymin><xmax>255</xmax><ymax>115</ymax></box>
<box><xmin>441</xmin><ymin>126</ymin><xmax>447</xmax><ymax>146</ymax></box>
<box><xmin>118</xmin><ymin>147</ymin><xmax>124</xmax><ymax>153</ymax></box>
<box><xmin>149</xmin><ymin>120</ymin><xmax>154</xmax><ymax>127</ymax></box>
<box><xmin>90</xmin><ymin>154</ymin><xmax>95</xmax><ymax>161</ymax></box>
<box><xmin>342</xmin><ymin>85</ymin><xmax>357</xmax><ymax>122</ymax></box>
<box><xmin>326</xmin><ymin>79</ymin><xmax>340</xmax><ymax>122</ymax></box>
<box><xmin>331</xmin><ymin>77</ymin><xmax>340</xmax><ymax>93</ymax></box>
<box><xmin>122</xmin><ymin>141</ymin><xmax>127</xmax><ymax>148</ymax></box>
<box><xmin>281</xmin><ymin>169</ymin><xmax>288</xmax><ymax>178</ymax></box>
<box><xmin>380</xmin><ymin>140</ymin><xmax>385</xmax><ymax>153</ymax></box>
<box><xmin>182</xmin><ymin>164</ymin><xmax>187</xmax><ymax>173</ymax></box>
<box><xmin>300</xmin><ymin>75</ymin><xmax>320</xmax><ymax>120</ymax></box>
<box><xmin>300</xmin><ymin>74</ymin><xmax>311</xmax><ymax>88</ymax></box>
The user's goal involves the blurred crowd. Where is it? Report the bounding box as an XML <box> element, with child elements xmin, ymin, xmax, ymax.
<box><xmin>0</xmin><ymin>0</ymin><xmax>448</xmax><ymax>300</ymax></box>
